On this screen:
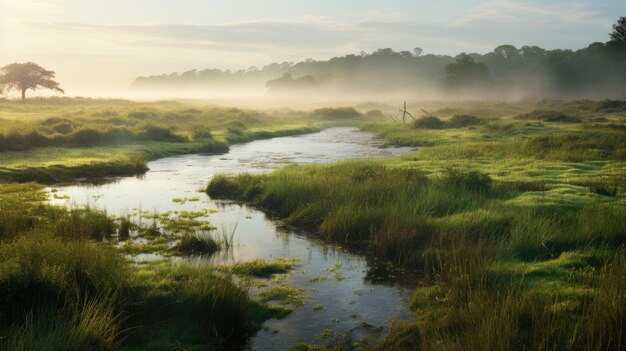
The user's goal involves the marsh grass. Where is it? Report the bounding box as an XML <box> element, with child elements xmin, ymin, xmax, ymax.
<box><xmin>227</xmin><ymin>258</ymin><xmax>298</xmax><ymax>278</ymax></box>
<box><xmin>2</xmin><ymin>294</ymin><xmax>121</xmax><ymax>351</ymax></box>
<box><xmin>0</xmin><ymin>184</ymin><xmax>284</xmax><ymax>350</ymax></box>
<box><xmin>2</xmin><ymin>99</ymin><xmax>625</xmax><ymax>350</ymax></box>
<box><xmin>122</xmin><ymin>263</ymin><xmax>275</xmax><ymax>350</ymax></box>
<box><xmin>206</xmin><ymin>117</ymin><xmax>626</xmax><ymax>350</ymax></box>
<box><xmin>175</xmin><ymin>232</ymin><xmax>220</xmax><ymax>255</ymax></box>
<box><xmin>0</xmin><ymin>98</ymin><xmax>325</xmax><ymax>183</ymax></box>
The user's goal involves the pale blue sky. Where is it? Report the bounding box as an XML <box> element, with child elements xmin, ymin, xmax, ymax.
<box><xmin>1</xmin><ymin>0</ymin><xmax>623</xmax><ymax>94</ymax></box>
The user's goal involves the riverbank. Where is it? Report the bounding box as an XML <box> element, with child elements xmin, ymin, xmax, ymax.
<box><xmin>207</xmin><ymin>99</ymin><xmax>626</xmax><ymax>350</ymax></box>
<box><xmin>0</xmin><ymin>98</ymin><xmax>331</xmax><ymax>183</ymax></box>
<box><xmin>0</xmin><ymin>126</ymin><xmax>321</xmax><ymax>183</ymax></box>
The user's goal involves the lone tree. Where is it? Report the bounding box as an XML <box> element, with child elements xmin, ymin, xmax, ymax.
<box><xmin>610</xmin><ymin>16</ymin><xmax>626</xmax><ymax>42</ymax></box>
<box><xmin>0</xmin><ymin>62</ymin><xmax>64</xmax><ymax>100</ymax></box>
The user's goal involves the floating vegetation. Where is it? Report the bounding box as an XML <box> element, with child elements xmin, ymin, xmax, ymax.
<box><xmin>313</xmin><ymin>304</ymin><xmax>326</xmax><ymax>311</ymax></box>
<box><xmin>227</xmin><ymin>258</ymin><xmax>299</xmax><ymax>278</ymax></box>
<box><xmin>308</xmin><ymin>275</ymin><xmax>328</xmax><ymax>283</ymax></box>
<box><xmin>258</xmin><ymin>285</ymin><xmax>308</xmax><ymax>307</ymax></box>
<box><xmin>172</xmin><ymin>196</ymin><xmax>200</xmax><ymax>204</ymax></box>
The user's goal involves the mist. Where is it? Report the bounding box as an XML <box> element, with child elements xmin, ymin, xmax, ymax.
<box><xmin>128</xmin><ymin>42</ymin><xmax>626</xmax><ymax>103</ymax></box>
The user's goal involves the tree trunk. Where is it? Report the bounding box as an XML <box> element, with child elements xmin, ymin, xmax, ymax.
<box><xmin>21</xmin><ymin>88</ymin><xmax>26</xmax><ymax>100</ymax></box>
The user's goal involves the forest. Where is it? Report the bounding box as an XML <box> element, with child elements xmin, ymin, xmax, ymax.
<box><xmin>133</xmin><ymin>39</ymin><xmax>626</xmax><ymax>98</ymax></box>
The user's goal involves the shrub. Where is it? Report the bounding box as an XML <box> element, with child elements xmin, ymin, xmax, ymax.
<box><xmin>191</xmin><ymin>127</ymin><xmax>213</xmax><ymax>140</ymax></box>
<box><xmin>139</xmin><ymin>125</ymin><xmax>185</xmax><ymax>142</ymax></box>
<box><xmin>226</xmin><ymin>121</ymin><xmax>247</xmax><ymax>136</ymax></box>
<box><xmin>51</xmin><ymin>121</ymin><xmax>73</xmax><ymax>134</ymax></box>
<box><xmin>23</xmin><ymin>130</ymin><xmax>49</xmax><ymax>148</ymax></box>
<box><xmin>102</xmin><ymin>127</ymin><xmax>138</xmax><ymax>144</ymax></box>
<box><xmin>41</xmin><ymin>117</ymin><xmax>72</xmax><ymax>126</ymax></box>
<box><xmin>364</xmin><ymin>109</ymin><xmax>384</xmax><ymax>118</ymax></box>
<box><xmin>448</xmin><ymin>114</ymin><xmax>484</xmax><ymax>127</ymax></box>
<box><xmin>309</xmin><ymin>107</ymin><xmax>362</xmax><ymax>120</ymax></box>
<box><xmin>411</xmin><ymin>116</ymin><xmax>445</xmax><ymax>129</ymax></box>
<box><xmin>515</xmin><ymin>110</ymin><xmax>581</xmax><ymax>123</ymax></box>
<box><xmin>69</xmin><ymin>128</ymin><xmax>104</xmax><ymax>146</ymax></box>
<box><xmin>127</xmin><ymin>111</ymin><xmax>157</xmax><ymax>119</ymax></box>
<box><xmin>596</xmin><ymin>99</ymin><xmax>626</xmax><ymax>113</ymax></box>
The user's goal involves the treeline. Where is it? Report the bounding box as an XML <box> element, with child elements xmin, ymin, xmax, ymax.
<box><xmin>132</xmin><ymin>18</ymin><xmax>626</xmax><ymax>98</ymax></box>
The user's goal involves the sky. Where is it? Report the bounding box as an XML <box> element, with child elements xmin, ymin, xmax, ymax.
<box><xmin>0</xmin><ymin>0</ymin><xmax>623</xmax><ymax>96</ymax></box>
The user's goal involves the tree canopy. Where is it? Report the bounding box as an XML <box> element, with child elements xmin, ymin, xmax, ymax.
<box><xmin>444</xmin><ymin>54</ymin><xmax>490</xmax><ymax>90</ymax></box>
<box><xmin>0</xmin><ymin>62</ymin><xmax>64</xmax><ymax>100</ymax></box>
<box><xmin>610</xmin><ymin>16</ymin><xmax>626</xmax><ymax>43</ymax></box>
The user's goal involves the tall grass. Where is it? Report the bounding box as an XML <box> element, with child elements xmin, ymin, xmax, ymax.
<box><xmin>207</xmin><ymin>159</ymin><xmax>626</xmax><ymax>350</ymax></box>
<box><xmin>2</xmin><ymin>294</ymin><xmax>121</xmax><ymax>351</ymax></box>
<box><xmin>0</xmin><ymin>184</ymin><xmax>278</xmax><ymax>350</ymax></box>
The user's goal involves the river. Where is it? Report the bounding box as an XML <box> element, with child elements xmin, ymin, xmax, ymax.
<box><xmin>48</xmin><ymin>127</ymin><xmax>416</xmax><ymax>349</ymax></box>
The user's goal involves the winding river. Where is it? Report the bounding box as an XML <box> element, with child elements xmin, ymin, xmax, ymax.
<box><xmin>48</xmin><ymin>127</ymin><xmax>416</xmax><ymax>349</ymax></box>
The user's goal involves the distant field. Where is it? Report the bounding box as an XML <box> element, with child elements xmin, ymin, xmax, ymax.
<box><xmin>0</xmin><ymin>98</ymin><xmax>327</xmax><ymax>182</ymax></box>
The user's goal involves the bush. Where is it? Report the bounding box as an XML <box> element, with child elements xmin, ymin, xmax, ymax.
<box><xmin>51</xmin><ymin>121</ymin><xmax>73</xmax><ymax>134</ymax></box>
<box><xmin>515</xmin><ymin>110</ymin><xmax>581</xmax><ymax>123</ymax></box>
<box><xmin>225</xmin><ymin>121</ymin><xmax>247</xmax><ymax>136</ymax></box>
<box><xmin>102</xmin><ymin>127</ymin><xmax>138</xmax><ymax>144</ymax></box>
<box><xmin>69</xmin><ymin>128</ymin><xmax>104</xmax><ymax>146</ymax></box>
<box><xmin>596</xmin><ymin>99</ymin><xmax>626</xmax><ymax>113</ymax></box>
<box><xmin>139</xmin><ymin>125</ymin><xmax>185</xmax><ymax>142</ymax></box>
<box><xmin>127</xmin><ymin>111</ymin><xmax>157</xmax><ymax>119</ymax></box>
<box><xmin>448</xmin><ymin>114</ymin><xmax>484</xmax><ymax>127</ymax></box>
<box><xmin>309</xmin><ymin>107</ymin><xmax>362</xmax><ymax>120</ymax></box>
<box><xmin>23</xmin><ymin>130</ymin><xmax>49</xmax><ymax>148</ymax></box>
<box><xmin>41</xmin><ymin>117</ymin><xmax>72</xmax><ymax>126</ymax></box>
<box><xmin>411</xmin><ymin>116</ymin><xmax>445</xmax><ymax>129</ymax></box>
<box><xmin>191</xmin><ymin>127</ymin><xmax>213</xmax><ymax>140</ymax></box>
<box><xmin>364</xmin><ymin>109</ymin><xmax>384</xmax><ymax>118</ymax></box>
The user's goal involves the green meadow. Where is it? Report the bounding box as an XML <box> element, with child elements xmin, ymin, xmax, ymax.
<box><xmin>208</xmin><ymin>99</ymin><xmax>626</xmax><ymax>350</ymax></box>
<box><xmin>1</xmin><ymin>97</ymin><xmax>625</xmax><ymax>350</ymax></box>
<box><xmin>0</xmin><ymin>98</ymin><xmax>324</xmax><ymax>183</ymax></box>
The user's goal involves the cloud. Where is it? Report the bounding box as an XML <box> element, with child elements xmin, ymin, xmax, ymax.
<box><xmin>35</xmin><ymin>20</ymin><xmax>359</xmax><ymax>52</ymax></box>
<box><xmin>450</xmin><ymin>0</ymin><xmax>609</xmax><ymax>27</ymax></box>
<box><xmin>22</xmin><ymin>6</ymin><xmax>610</xmax><ymax>65</ymax></box>
<box><xmin>28</xmin><ymin>17</ymin><xmax>512</xmax><ymax>57</ymax></box>
<box><xmin>4</xmin><ymin>0</ymin><xmax>63</xmax><ymax>13</ymax></box>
